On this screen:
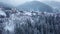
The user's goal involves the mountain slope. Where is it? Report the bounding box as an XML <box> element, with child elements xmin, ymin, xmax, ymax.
<box><xmin>17</xmin><ymin>1</ymin><xmax>53</xmax><ymax>12</ymax></box>
<box><xmin>43</xmin><ymin>1</ymin><xmax>60</xmax><ymax>9</ymax></box>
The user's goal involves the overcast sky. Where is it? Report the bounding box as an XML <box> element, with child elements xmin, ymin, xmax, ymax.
<box><xmin>0</xmin><ymin>0</ymin><xmax>60</xmax><ymax>6</ymax></box>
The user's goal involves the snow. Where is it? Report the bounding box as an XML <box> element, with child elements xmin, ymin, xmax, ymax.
<box><xmin>4</xmin><ymin>20</ymin><xmax>14</xmax><ymax>32</ymax></box>
<box><xmin>25</xmin><ymin>12</ymin><xmax>31</xmax><ymax>16</ymax></box>
<box><xmin>0</xmin><ymin>10</ymin><xmax>6</xmax><ymax>16</ymax></box>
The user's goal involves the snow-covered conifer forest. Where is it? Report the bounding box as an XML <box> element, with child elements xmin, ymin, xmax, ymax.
<box><xmin>0</xmin><ymin>8</ymin><xmax>60</xmax><ymax>34</ymax></box>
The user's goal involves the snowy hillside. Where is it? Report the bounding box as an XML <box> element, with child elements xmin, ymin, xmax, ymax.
<box><xmin>0</xmin><ymin>10</ymin><xmax>60</xmax><ymax>34</ymax></box>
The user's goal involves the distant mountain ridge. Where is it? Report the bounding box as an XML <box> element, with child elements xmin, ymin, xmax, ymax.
<box><xmin>17</xmin><ymin>1</ymin><xmax>53</xmax><ymax>12</ymax></box>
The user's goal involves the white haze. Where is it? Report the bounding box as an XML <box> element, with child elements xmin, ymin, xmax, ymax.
<box><xmin>0</xmin><ymin>0</ymin><xmax>60</xmax><ymax>6</ymax></box>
